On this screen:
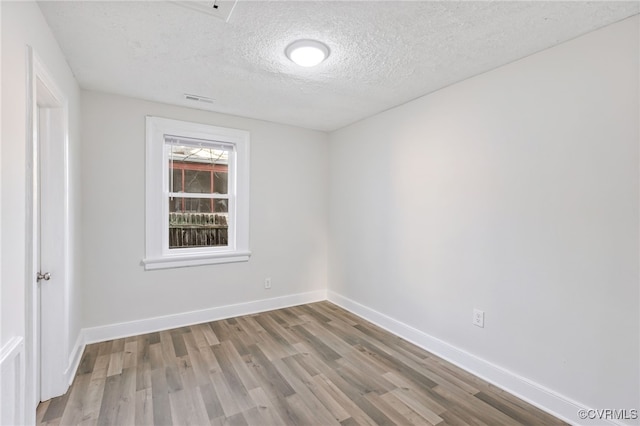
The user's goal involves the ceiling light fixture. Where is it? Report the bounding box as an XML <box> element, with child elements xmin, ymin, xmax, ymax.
<box><xmin>285</xmin><ymin>39</ymin><xmax>330</xmax><ymax>67</ymax></box>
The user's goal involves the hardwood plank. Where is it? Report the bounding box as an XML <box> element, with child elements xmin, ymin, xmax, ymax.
<box><xmin>110</xmin><ymin>339</ymin><xmax>125</xmax><ymax>354</ymax></box>
<box><xmin>438</xmin><ymin>409</ymin><xmax>473</xmax><ymax>426</ymax></box>
<box><xmin>200</xmin><ymin>323</ymin><xmax>220</xmax><ymax>346</ymax></box>
<box><xmin>148</xmin><ymin>332</ymin><xmax>161</xmax><ymax>345</ymax></box>
<box><xmin>82</xmin><ymin>375</ymin><xmax>106</xmax><ymax>423</ymax></box>
<box><xmin>59</xmin><ymin>373</ymin><xmax>92</xmax><ymax>425</ymax></box>
<box><xmin>134</xmin><ymin>388</ymin><xmax>153</xmax><ymax>426</ymax></box>
<box><xmin>320</xmin><ymin>365</ymin><xmax>395</xmax><ymax>425</ymax></box>
<box><xmin>474</xmin><ymin>391</ymin><xmax>564</xmax><ymax>425</ymax></box>
<box><xmin>336</xmin><ymin>357</ymin><xmax>395</xmax><ymax>395</ymax></box>
<box><xmin>105</xmin><ymin>351</ymin><xmax>123</xmax><ymax>377</ymax></box>
<box><xmin>292</xmin><ymin>324</ymin><xmax>342</xmax><ymax>366</ymax></box>
<box><xmin>382</xmin><ymin>370</ymin><xmax>447</xmax><ymax>414</ymax></box>
<box><xmin>200</xmin><ymin>383</ymin><xmax>225</xmax><ymax>420</ymax></box>
<box><xmin>181</xmin><ymin>331</ymin><xmax>212</xmax><ymax>388</ymax></box>
<box><xmin>312</xmin><ymin>373</ymin><xmax>378</xmax><ymax>426</ymax></box>
<box><xmin>90</xmin><ymin>354</ymin><xmax>110</xmax><ymax>381</ymax></box>
<box><xmin>432</xmin><ymin>384</ymin><xmax>520</xmax><ymax>426</ymax></box>
<box><xmin>209</xmin><ymin>319</ymin><xmax>233</xmax><ymax>344</ymax></box>
<box><xmin>168</xmin><ymin>387</ymin><xmax>209</xmax><ymax>426</ymax></box>
<box><xmin>276</xmin><ymin>356</ymin><xmax>340</xmax><ymax>425</ymax></box>
<box><xmin>303</xmin><ymin>320</ymin><xmax>354</xmax><ymax>357</ymax></box>
<box><xmin>285</xmin><ymin>392</ymin><xmax>332</xmax><ymax>425</ymax></box>
<box><xmin>225</xmin><ymin>411</ymin><xmax>249</xmax><ymax>426</ymax></box>
<box><xmin>160</xmin><ymin>331</ymin><xmax>178</xmax><ymax>365</ymax></box>
<box><xmin>77</xmin><ymin>344</ymin><xmax>99</xmax><ymax>375</ymax></box>
<box><xmin>113</xmin><ymin>367</ymin><xmax>136</xmax><ymax>426</ymax></box>
<box><xmin>96</xmin><ymin>374</ymin><xmax>122</xmax><ymax>426</ymax></box>
<box><xmin>232</xmin><ymin>317</ymin><xmax>265</xmax><ymax>356</ymax></box>
<box><xmin>365</xmin><ymin>392</ymin><xmax>416</xmax><ymax>426</ymax></box>
<box><xmin>247</xmin><ymin>386</ymin><xmax>286</xmax><ymax>425</ymax></box>
<box><xmin>150</xmin><ymin>364</ymin><xmax>172</xmax><ymax>425</ymax></box>
<box><xmin>283</xmin><ymin>357</ymin><xmax>351</xmax><ymax>422</ymax></box>
<box><xmin>210</xmin><ymin>370</ymin><xmax>243</xmax><ymax>417</ymax></box>
<box><xmin>211</xmin><ymin>342</ymin><xmax>255</xmax><ymax>413</ymax></box>
<box><xmin>245</xmin><ymin>344</ymin><xmax>295</xmax><ymax>398</ymax></box>
<box><xmin>135</xmin><ymin>358</ymin><xmax>152</xmax><ymax>392</ymax></box>
<box><xmin>41</xmin><ymin>389</ymin><xmax>71</xmax><ymax>423</ymax></box>
<box><xmin>171</xmin><ymin>331</ymin><xmax>188</xmax><ymax>358</ymax></box>
<box><xmin>96</xmin><ymin>341</ymin><xmax>112</xmax><ymax>357</ymax></box>
<box><xmin>219</xmin><ymin>339</ymin><xmax>260</xmax><ymax>391</ymax></box>
<box><xmin>253</xmin><ymin>313</ymin><xmax>298</xmax><ymax>355</ymax></box>
<box><xmin>190</xmin><ymin>323</ymin><xmax>211</xmax><ymax>350</ymax></box>
<box><xmin>380</xmin><ymin>391</ymin><xmax>437</xmax><ymax>425</ymax></box>
<box><xmin>36</xmin><ymin>399</ymin><xmax>50</xmax><ymax>425</ymax></box>
<box><xmin>122</xmin><ymin>340</ymin><xmax>138</xmax><ymax>369</ymax></box>
<box><xmin>149</xmin><ymin>343</ymin><xmax>164</xmax><ymax>370</ymax></box>
<box><xmin>340</xmin><ymin>417</ymin><xmax>361</xmax><ymax>426</ymax></box>
<box><xmin>165</xmin><ymin>363</ymin><xmax>183</xmax><ymax>393</ymax></box>
<box><xmin>391</xmin><ymin>387</ymin><xmax>444</xmax><ymax>425</ymax></box>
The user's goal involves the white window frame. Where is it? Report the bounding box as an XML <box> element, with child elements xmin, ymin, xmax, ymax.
<box><xmin>143</xmin><ymin>116</ymin><xmax>250</xmax><ymax>270</ymax></box>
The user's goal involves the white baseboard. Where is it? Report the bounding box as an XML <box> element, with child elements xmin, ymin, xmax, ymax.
<box><xmin>327</xmin><ymin>291</ymin><xmax>629</xmax><ymax>426</ymax></box>
<box><xmin>82</xmin><ymin>289</ymin><xmax>327</xmax><ymax>345</ymax></box>
<box><xmin>65</xmin><ymin>332</ymin><xmax>86</xmax><ymax>386</ymax></box>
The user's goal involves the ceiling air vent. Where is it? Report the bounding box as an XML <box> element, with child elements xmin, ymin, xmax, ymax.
<box><xmin>171</xmin><ymin>1</ymin><xmax>238</xmax><ymax>23</ymax></box>
<box><xmin>184</xmin><ymin>93</ymin><xmax>215</xmax><ymax>104</ymax></box>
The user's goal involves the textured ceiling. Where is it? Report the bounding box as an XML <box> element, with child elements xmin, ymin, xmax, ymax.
<box><xmin>39</xmin><ymin>1</ymin><xmax>639</xmax><ymax>131</ymax></box>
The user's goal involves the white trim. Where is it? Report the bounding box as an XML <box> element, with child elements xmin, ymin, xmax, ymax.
<box><xmin>83</xmin><ymin>290</ymin><xmax>326</xmax><ymax>345</ymax></box>
<box><xmin>327</xmin><ymin>291</ymin><xmax>623</xmax><ymax>426</ymax></box>
<box><xmin>64</xmin><ymin>333</ymin><xmax>85</xmax><ymax>386</ymax></box>
<box><xmin>24</xmin><ymin>45</ymin><xmax>37</xmax><ymax>421</ymax></box>
<box><xmin>0</xmin><ymin>337</ymin><xmax>25</xmax><ymax>426</ymax></box>
<box><xmin>0</xmin><ymin>337</ymin><xmax>24</xmax><ymax>366</ymax></box>
<box><xmin>142</xmin><ymin>251</ymin><xmax>251</xmax><ymax>269</ymax></box>
<box><xmin>144</xmin><ymin>116</ymin><xmax>250</xmax><ymax>270</ymax></box>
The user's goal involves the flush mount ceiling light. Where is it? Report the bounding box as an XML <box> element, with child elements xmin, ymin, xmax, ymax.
<box><xmin>285</xmin><ymin>39</ymin><xmax>330</xmax><ymax>67</ymax></box>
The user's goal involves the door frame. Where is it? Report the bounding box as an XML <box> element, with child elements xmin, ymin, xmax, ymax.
<box><xmin>25</xmin><ymin>46</ymin><xmax>71</xmax><ymax>415</ymax></box>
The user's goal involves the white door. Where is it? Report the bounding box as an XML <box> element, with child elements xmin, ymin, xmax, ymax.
<box><xmin>27</xmin><ymin>49</ymin><xmax>70</xmax><ymax>415</ymax></box>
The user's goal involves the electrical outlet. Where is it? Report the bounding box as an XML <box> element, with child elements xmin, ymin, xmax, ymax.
<box><xmin>264</xmin><ymin>278</ymin><xmax>272</xmax><ymax>289</ymax></box>
<box><xmin>473</xmin><ymin>309</ymin><xmax>485</xmax><ymax>328</ymax></box>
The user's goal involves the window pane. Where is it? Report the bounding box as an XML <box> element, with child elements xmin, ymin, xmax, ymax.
<box><xmin>169</xmin><ymin>197</ymin><xmax>229</xmax><ymax>249</ymax></box>
<box><xmin>214</xmin><ymin>198</ymin><xmax>228</xmax><ymax>213</ymax></box>
<box><xmin>169</xmin><ymin>196</ymin><xmax>229</xmax><ymax>214</ymax></box>
<box><xmin>214</xmin><ymin>171</ymin><xmax>228</xmax><ymax>195</ymax></box>
<box><xmin>169</xmin><ymin>145</ymin><xmax>228</xmax><ymax>195</ymax></box>
<box><xmin>184</xmin><ymin>169</ymin><xmax>211</xmax><ymax>193</ymax></box>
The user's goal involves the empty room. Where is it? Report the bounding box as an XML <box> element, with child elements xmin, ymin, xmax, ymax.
<box><xmin>1</xmin><ymin>1</ymin><xmax>638</xmax><ymax>425</ymax></box>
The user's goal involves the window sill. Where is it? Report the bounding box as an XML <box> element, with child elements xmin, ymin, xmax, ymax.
<box><xmin>142</xmin><ymin>250</ymin><xmax>251</xmax><ymax>270</ymax></box>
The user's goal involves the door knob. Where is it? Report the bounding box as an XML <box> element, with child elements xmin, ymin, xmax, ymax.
<box><xmin>37</xmin><ymin>272</ymin><xmax>51</xmax><ymax>282</ymax></box>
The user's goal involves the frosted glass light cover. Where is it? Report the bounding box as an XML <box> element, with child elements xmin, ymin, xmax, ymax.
<box><xmin>286</xmin><ymin>40</ymin><xmax>330</xmax><ymax>67</ymax></box>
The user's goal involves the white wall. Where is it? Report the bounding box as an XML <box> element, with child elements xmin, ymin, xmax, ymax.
<box><xmin>1</xmin><ymin>0</ymin><xmax>83</xmax><ymax>421</ymax></box>
<box><xmin>80</xmin><ymin>91</ymin><xmax>328</xmax><ymax>329</ymax></box>
<box><xmin>329</xmin><ymin>16</ymin><xmax>639</xmax><ymax>425</ymax></box>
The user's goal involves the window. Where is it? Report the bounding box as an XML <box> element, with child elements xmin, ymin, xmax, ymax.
<box><xmin>143</xmin><ymin>117</ymin><xmax>250</xmax><ymax>270</ymax></box>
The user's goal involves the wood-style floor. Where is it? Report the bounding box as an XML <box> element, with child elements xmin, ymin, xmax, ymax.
<box><xmin>37</xmin><ymin>302</ymin><xmax>565</xmax><ymax>425</ymax></box>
